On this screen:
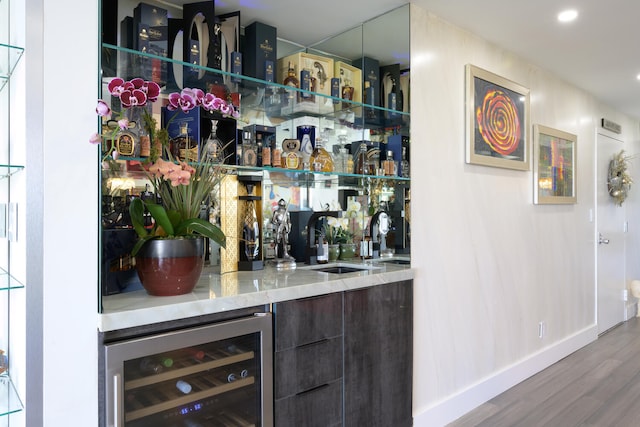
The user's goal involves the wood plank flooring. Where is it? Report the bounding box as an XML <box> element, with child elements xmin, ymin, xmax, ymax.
<box><xmin>448</xmin><ymin>317</ymin><xmax>640</xmax><ymax>427</ymax></box>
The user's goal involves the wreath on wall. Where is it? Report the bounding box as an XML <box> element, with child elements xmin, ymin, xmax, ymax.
<box><xmin>607</xmin><ymin>150</ymin><xmax>633</xmax><ymax>206</ymax></box>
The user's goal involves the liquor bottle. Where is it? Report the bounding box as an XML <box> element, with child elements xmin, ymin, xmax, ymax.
<box><xmin>299</xmin><ymin>68</ymin><xmax>315</xmax><ymax>103</ymax></box>
<box><xmin>383</xmin><ymin>150</ymin><xmax>397</xmax><ymax>176</ymax></box>
<box><xmin>342</xmin><ymin>78</ymin><xmax>355</xmax><ymax>108</ymax></box>
<box><xmin>281</xmin><ymin>139</ymin><xmax>302</xmax><ymax>169</ymax></box>
<box><xmin>171</xmin><ymin>123</ymin><xmax>198</xmax><ymax>162</ymax></box>
<box><xmin>309</xmin><ymin>135</ymin><xmax>334</xmax><ymax>172</ymax></box>
<box><xmin>243</xmin><ymin>185</ymin><xmax>260</xmax><ymax>261</ymax></box>
<box><xmin>283</xmin><ymin>61</ymin><xmax>299</xmax><ymax>104</ymax></box>
<box><xmin>346</xmin><ymin>153</ymin><xmax>354</xmax><ymax>174</ymax></box>
<box><xmin>400</xmin><ymin>146</ymin><xmax>410</xmax><ymax>178</ymax></box>
<box><xmin>317</xmin><ymin>234</ymin><xmax>329</xmax><ymax>264</ymax></box>
<box><xmin>115</xmin><ymin>120</ymin><xmax>139</xmax><ymax>158</ymax></box>
<box><xmin>202</xmin><ymin>120</ymin><xmax>224</xmax><ymax>163</ymax></box>
<box><xmin>355</xmin><ymin>143</ymin><xmax>372</xmax><ymax>175</ymax></box>
<box><xmin>272</xmin><ymin>138</ymin><xmax>282</xmax><ymax>168</ymax></box>
<box><xmin>260</xmin><ymin>134</ymin><xmax>271</xmax><ymax>166</ymax></box>
<box><xmin>138</xmin><ymin>122</ymin><xmax>150</xmax><ymax>158</ymax></box>
<box><xmin>298</xmin><ymin>126</ymin><xmax>314</xmax><ymax>166</ymax></box>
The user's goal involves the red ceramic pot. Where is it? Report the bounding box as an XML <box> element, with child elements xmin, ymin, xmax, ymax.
<box><xmin>135</xmin><ymin>237</ymin><xmax>205</xmax><ymax>296</ymax></box>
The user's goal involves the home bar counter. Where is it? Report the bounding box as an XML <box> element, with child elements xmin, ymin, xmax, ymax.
<box><xmin>99</xmin><ymin>260</ymin><xmax>413</xmax><ymax>332</ymax></box>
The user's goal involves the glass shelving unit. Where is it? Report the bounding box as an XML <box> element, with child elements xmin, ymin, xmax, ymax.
<box><xmin>0</xmin><ymin>42</ymin><xmax>24</xmax><ymax>92</ymax></box>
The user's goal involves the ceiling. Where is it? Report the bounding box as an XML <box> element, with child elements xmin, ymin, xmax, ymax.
<box><xmin>207</xmin><ymin>0</ymin><xmax>640</xmax><ymax>120</ymax></box>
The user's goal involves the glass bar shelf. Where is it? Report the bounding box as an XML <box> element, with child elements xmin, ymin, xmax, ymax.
<box><xmin>0</xmin><ymin>42</ymin><xmax>24</xmax><ymax>93</ymax></box>
<box><xmin>0</xmin><ymin>376</ymin><xmax>24</xmax><ymax>417</ymax></box>
<box><xmin>0</xmin><ymin>267</ymin><xmax>24</xmax><ymax>291</ymax></box>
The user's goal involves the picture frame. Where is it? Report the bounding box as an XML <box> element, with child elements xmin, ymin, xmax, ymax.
<box><xmin>533</xmin><ymin>124</ymin><xmax>577</xmax><ymax>204</ymax></box>
<box><xmin>466</xmin><ymin>64</ymin><xmax>530</xmax><ymax>171</ymax></box>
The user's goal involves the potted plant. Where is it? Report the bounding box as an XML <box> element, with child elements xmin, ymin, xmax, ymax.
<box><xmin>323</xmin><ymin>223</ymin><xmax>341</xmax><ymax>261</ymax></box>
<box><xmin>92</xmin><ymin>77</ymin><xmax>238</xmax><ymax>295</ymax></box>
<box><xmin>336</xmin><ymin>227</ymin><xmax>356</xmax><ymax>260</ymax></box>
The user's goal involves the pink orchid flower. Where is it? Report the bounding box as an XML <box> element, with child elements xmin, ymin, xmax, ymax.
<box><xmin>118</xmin><ymin>118</ymin><xmax>129</xmax><ymax>130</ymax></box>
<box><xmin>167</xmin><ymin>89</ymin><xmax>198</xmax><ymax>112</ymax></box>
<box><xmin>96</xmin><ymin>100</ymin><xmax>111</xmax><ymax>117</ymax></box>
<box><xmin>89</xmin><ymin>133</ymin><xmax>102</xmax><ymax>144</ymax></box>
<box><xmin>142</xmin><ymin>81</ymin><xmax>161</xmax><ymax>102</ymax></box>
<box><xmin>107</xmin><ymin>77</ymin><xmax>126</xmax><ymax>96</ymax></box>
<box><xmin>119</xmin><ymin>88</ymin><xmax>147</xmax><ymax>108</ymax></box>
<box><xmin>112</xmin><ymin>151</ymin><xmax>119</xmax><ymax>160</ymax></box>
<box><xmin>169</xmin><ymin>169</ymin><xmax>192</xmax><ymax>186</ymax></box>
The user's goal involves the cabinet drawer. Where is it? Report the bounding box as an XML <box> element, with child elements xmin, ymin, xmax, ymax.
<box><xmin>274</xmin><ymin>379</ymin><xmax>342</xmax><ymax>427</ymax></box>
<box><xmin>274</xmin><ymin>293</ymin><xmax>342</xmax><ymax>351</ymax></box>
<box><xmin>275</xmin><ymin>337</ymin><xmax>342</xmax><ymax>399</ymax></box>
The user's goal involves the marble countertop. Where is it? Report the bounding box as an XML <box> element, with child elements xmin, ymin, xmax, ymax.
<box><xmin>99</xmin><ymin>259</ymin><xmax>414</xmax><ymax>332</ymax></box>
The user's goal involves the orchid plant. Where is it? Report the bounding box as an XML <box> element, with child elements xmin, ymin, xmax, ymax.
<box><xmin>91</xmin><ymin>77</ymin><xmax>239</xmax><ymax>255</ymax></box>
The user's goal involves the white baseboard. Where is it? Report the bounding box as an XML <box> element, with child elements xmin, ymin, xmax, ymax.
<box><xmin>413</xmin><ymin>325</ymin><xmax>598</xmax><ymax>427</ymax></box>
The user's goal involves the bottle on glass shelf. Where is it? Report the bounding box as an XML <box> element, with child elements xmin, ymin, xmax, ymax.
<box><xmin>309</xmin><ymin>135</ymin><xmax>334</xmax><ymax>172</ymax></box>
<box><xmin>260</xmin><ymin>134</ymin><xmax>271</xmax><ymax>167</ymax></box>
<box><xmin>138</xmin><ymin>122</ymin><xmax>150</xmax><ymax>158</ymax></box>
<box><xmin>171</xmin><ymin>123</ymin><xmax>198</xmax><ymax>162</ymax></box>
<box><xmin>202</xmin><ymin>120</ymin><xmax>224</xmax><ymax>163</ymax></box>
<box><xmin>272</xmin><ymin>138</ymin><xmax>282</xmax><ymax>168</ymax></box>
<box><xmin>400</xmin><ymin>146</ymin><xmax>410</xmax><ymax>178</ymax></box>
<box><xmin>355</xmin><ymin>143</ymin><xmax>372</xmax><ymax>175</ymax></box>
<box><xmin>383</xmin><ymin>150</ymin><xmax>397</xmax><ymax>176</ymax></box>
<box><xmin>283</xmin><ymin>61</ymin><xmax>299</xmax><ymax>104</ymax></box>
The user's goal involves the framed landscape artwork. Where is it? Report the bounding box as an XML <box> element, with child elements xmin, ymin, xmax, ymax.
<box><xmin>466</xmin><ymin>64</ymin><xmax>530</xmax><ymax>171</ymax></box>
<box><xmin>533</xmin><ymin>124</ymin><xmax>577</xmax><ymax>204</ymax></box>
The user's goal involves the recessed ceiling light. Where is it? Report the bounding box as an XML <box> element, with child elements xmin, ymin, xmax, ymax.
<box><xmin>558</xmin><ymin>9</ymin><xmax>578</xmax><ymax>23</ymax></box>
<box><xmin>636</xmin><ymin>73</ymin><xmax>640</xmax><ymax>81</ymax></box>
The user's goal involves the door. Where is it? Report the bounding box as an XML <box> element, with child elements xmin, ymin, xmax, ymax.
<box><xmin>596</xmin><ymin>131</ymin><xmax>626</xmax><ymax>334</ymax></box>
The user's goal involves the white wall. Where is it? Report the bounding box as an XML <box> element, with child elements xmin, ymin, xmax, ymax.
<box><xmin>25</xmin><ymin>0</ymin><xmax>100</xmax><ymax>425</ymax></box>
<box><xmin>410</xmin><ymin>5</ymin><xmax>640</xmax><ymax>426</ymax></box>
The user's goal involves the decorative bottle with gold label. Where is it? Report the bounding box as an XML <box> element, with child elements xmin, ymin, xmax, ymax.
<box><xmin>309</xmin><ymin>135</ymin><xmax>334</xmax><ymax>172</ymax></box>
<box><xmin>171</xmin><ymin>123</ymin><xmax>198</xmax><ymax>162</ymax></box>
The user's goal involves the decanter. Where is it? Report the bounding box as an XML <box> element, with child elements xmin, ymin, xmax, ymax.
<box><xmin>202</xmin><ymin>119</ymin><xmax>224</xmax><ymax>163</ymax></box>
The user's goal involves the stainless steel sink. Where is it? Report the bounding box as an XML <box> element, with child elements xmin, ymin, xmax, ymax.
<box><xmin>312</xmin><ymin>266</ymin><xmax>371</xmax><ymax>274</ymax></box>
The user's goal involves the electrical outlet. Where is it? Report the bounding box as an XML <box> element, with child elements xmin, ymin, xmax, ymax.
<box><xmin>538</xmin><ymin>321</ymin><xmax>545</xmax><ymax>338</ymax></box>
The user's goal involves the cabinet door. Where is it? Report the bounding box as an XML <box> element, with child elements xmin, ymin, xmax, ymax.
<box><xmin>274</xmin><ymin>379</ymin><xmax>342</xmax><ymax>427</ymax></box>
<box><xmin>344</xmin><ymin>280</ymin><xmax>413</xmax><ymax>427</ymax></box>
<box><xmin>273</xmin><ymin>293</ymin><xmax>343</xmax><ymax>351</ymax></box>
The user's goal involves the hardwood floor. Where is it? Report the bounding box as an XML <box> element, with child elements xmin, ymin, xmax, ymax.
<box><xmin>448</xmin><ymin>317</ymin><xmax>640</xmax><ymax>427</ymax></box>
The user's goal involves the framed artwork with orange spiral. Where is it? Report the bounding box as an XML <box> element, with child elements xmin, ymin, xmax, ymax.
<box><xmin>465</xmin><ymin>64</ymin><xmax>530</xmax><ymax>170</ymax></box>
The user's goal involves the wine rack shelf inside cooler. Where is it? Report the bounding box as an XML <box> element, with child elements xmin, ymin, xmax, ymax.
<box><xmin>124</xmin><ymin>346</ymin><xmax>257</xmax><ymax>423</ymax></box>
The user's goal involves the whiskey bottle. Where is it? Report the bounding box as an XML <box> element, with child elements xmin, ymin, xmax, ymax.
<box><xmin>283</xmin><ymin>61</ymin><xmax>299</xmax><ymax>104</ymax></box>
<box><xmin>299</xmin><ymin>68</ymin><xmax>316</xmax><ymax>103</ymax></box>
<box><xmin>383</xmin><ymin>150</ymin><xmax>397</xmax><ymax>176</ymax></box>
<box><xmin>260</xmin><ymin>134</ymin><xmax>272</xmax><ymax>167</ymax></box>
<box><xmin>171</xmin><ymin>123</ymin><xmax>198</xmax><ymax>162</ymax></box>
<box><xmin>400</xmin><ymin>145</ymin><xmax>410</xmax><ymax>178</ymax></box>
<box><xmin>272</xmin><ymin>138</ymin><xmax>282</xmax><ymax>168</ymax></box>
<box><xmin>309</xmin><ymin>135</ymin><xmax>334</xmax><ymax>172</ymax></box>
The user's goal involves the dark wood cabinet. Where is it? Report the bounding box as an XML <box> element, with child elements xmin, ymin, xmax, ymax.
<box><xmin>344</xmin><ymin>280</ymin><xmax>413</xmax><ymax>427</ymax></box>
<box><xmin>273</xmin><ymin>280</ymin><xmax>413</xmax><ymax>426</ymax></box>
<box><xmin>273</xmin><ymin>293</ymin><xmax>344</xmax><ymax>426</ymax></box>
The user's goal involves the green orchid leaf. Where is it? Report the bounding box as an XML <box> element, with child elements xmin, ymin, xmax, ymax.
<box><xmin>175</xmin><ymin>218</ymin><xmax>226</xmax><ymax>248</ymax></box>
<box><xmin>166</xmin><ymin>209</ymin><xmax>182</xmax><ymax>228</ymax></box>
<box><xmin>129</xmin><ymin>198</ymin><xmax>148</xmax><ymax>239</ymax></box>
<box><xmin>131</xmin><ymin>235</ymin><xmax>154</xmax><ymax>257</ymax></box>
<box><xmin>145</xmin><ymin>201</ymin><xmax>175</xmax><ymax>236</ymax></box>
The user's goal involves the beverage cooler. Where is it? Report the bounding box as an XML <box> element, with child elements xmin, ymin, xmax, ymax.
<box><xmin>103</xmin><ymin>313</ymin><xmax>273</xmax><ymax>427</ymax></box>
